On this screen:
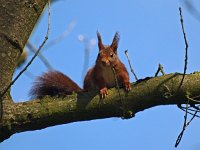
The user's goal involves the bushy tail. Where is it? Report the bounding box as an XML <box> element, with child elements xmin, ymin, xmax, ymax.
<box><xmin>30</xmin><ymin>71</ymin><xmax>82</xmax><ymax>99</ymax></box>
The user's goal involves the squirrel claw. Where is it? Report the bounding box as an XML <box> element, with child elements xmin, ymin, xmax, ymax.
<box><xmin>125</xmin><ymin>83</ymin><xmax>131</xmax><ymax>92</ymax></box>
<box><xmin>100</xmin><ymin>87</ymin><xmax>108</xmax><ymax>99</ymax></box>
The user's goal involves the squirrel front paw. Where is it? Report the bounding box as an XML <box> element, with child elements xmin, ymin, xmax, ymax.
<box><xmin>124</xmin><ymin>82</ymin><xmax>131</xmax><ymax>92</ymax></box>
<box><xmin>100</xmin><ymin>87</ymin><xmax>108</xmax><ymax>99</ymax></box>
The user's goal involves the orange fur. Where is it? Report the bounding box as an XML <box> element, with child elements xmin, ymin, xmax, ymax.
<box><xmin>30</xmin><ymin>32</ymin><xmax>131</xmax><ymax>99</ymax></box>
<box><xmin>83</xmin><ymin>32</ymin><xmax>131</xmax><ymax>98</ymax></box>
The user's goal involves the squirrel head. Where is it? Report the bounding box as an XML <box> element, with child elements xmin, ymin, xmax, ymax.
<box><xmin>96</xmin><ymin>32</ymin><xmax>120</xmax><ymax>67</ymax></box>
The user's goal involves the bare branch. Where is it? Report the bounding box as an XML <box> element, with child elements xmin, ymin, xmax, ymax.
<box><xmin>26</xmin><ymin>42</ymin><xmax>53</xmax><ymax>70</ymax></box>
<box><xmin>125</xmin><ymin>50</ymin><xmax>138</xmax><ymax>81</ymax></box>
<box><xmin>175</xmin><ymin>99</ymin><xmax>198</xmax><ymax>147</ymax></box>
<box><xmin>112</xmin><ymin>68</ymin><xmax>124</xmax><ymax>109</ymax></box>
<box><xmin>175</xmin><ymin>99</ymin><xmax>189</xmax><ymax>147</ymax></box>
<box><xmin>183</xmin><ymin>0</ymin><xmax>200</xmax><ymax>22</ymax></box>
<box><xmin>44</xmin><ymin>21</ymin><xmax>76</xmax><ymax>49</ymax></box>
<box><xmin>78</xmin><ymin>35</ymin><xmax>96</xmax><ymax>81</ymax></box>
<box><xmin>177</xmin><ymin>7</ymin><xmax>189</xmax><ymax>91</ymax></box>
<box><xmin>155</xmin><ymin>63</ymin><xmax>165</xmax><ymax>77</ymax></box>
<box><xmin>1</xmin><ymin>73</ymin><xmax>200</xmax><ymax>142</ymax></box>
<box><xmin>179</xmin><ymin>107</ymin><xmax>200</xmax><ymax>118</ymax></box>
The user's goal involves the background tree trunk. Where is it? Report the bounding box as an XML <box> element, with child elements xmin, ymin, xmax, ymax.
<box><xmin>0</xmin><ymin>0</ymin><xmax>48</xmax><ymax>142</ymax></box>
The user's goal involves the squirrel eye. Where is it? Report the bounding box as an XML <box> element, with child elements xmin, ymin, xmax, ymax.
<box><xmin>110</xmin><ymin>52</ymin><xmax>114</xmax><ymax>58</ymax></box>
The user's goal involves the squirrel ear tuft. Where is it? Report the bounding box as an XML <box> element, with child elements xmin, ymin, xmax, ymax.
<box><xmin>97</xmin><ymin>31</ymin><xmax>105</xmax><ymax>51</ymax></box>
<box><xmin>110</xmin><ymin>32</ymin><xmax>120</xmax><ymax>53</ymax></box>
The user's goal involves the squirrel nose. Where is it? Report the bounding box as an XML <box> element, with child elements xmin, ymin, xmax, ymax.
<box><xmin>101</xmin><ymin>59</ymin><xmax>110</xmax><ymax>66</ymax></box>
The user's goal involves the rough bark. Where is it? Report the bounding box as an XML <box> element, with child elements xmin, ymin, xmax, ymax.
<box><xmin>0</xmin><ymin>0</ymin><xmax>48</xmax><ymax>142</ymax></box>
<box><xmin>1</xmin><ymin>73</ymin><xmax>200</xmax><ymax>142</ymax></box>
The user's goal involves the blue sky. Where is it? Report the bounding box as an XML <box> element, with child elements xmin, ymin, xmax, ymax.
<box><xmin>1</xmin><ymin>0</ymin><xmax>200</xmax><ymax>149</ymax></box>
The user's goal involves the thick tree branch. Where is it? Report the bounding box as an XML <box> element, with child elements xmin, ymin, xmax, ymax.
<box><xmin>1</xmin><ymin>73</ymin><xmax>200</xmax><ymax>142</ymax></box>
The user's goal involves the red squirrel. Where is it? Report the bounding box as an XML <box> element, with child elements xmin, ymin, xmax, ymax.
<box><xmin>30</xmin><ymin>32</ymin><xmax>131</xmax><ymax>99</ymax></box>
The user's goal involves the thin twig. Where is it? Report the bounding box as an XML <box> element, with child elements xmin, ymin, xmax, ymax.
<box><xmin>159</xmin><ymin>64</ymin><xmax>165</xmax><ymax>75</ymax></box>
<box><xmin>155</xmin><ymin>63</ymin><xmax>165</xmax><ymax>77</ymax></box>
<box><xmin>163</xmin><ymin>84</ymin><xmax>172</xmax><ymax>98</ymax></box>
<box><xmin>183</xmin><ymin>0</ymin><xmax>200</xmax><ymax>22</ymax></box>
<box><xmin>0</xmin><ymin>0</ymin><xmax>51</xmax><ymax>98</ymax></box>
<box><xmin>176</xmin><ymin>109</ymin><xmax>198</xmax><ymax>146</ymax></box>
<box><xmin>190</xmin><ymin>104</ymin><xmax>200</xmax><ymax>110</ymax></box>
<box><xmin>180</xmin><ymin>107</ymin><xmax>200</xmax><ymax>117</ymax></box>
<box><xmin>175</xmin><ymin>94</ymin><xmax>199</xmax><ymax>147</ymax></box>
<box><xmin>183</xmin><ymin>107</ymin><xmax>200</xmax><ymax>113</ymax></box>
<box><xmin>124</xmin><ymin>50</ymin><xmax>138</xmax><ymax>81</ymax></box>
<box><xmin>175</xmin><ymin>99</ymin><xmax>189</xmax><ymax>147</ymax></box>
<box><xmin>112</xmin><ymin>67</ymin><xmax>123</xmax><ymax>101</ymax></box>
<box><xmin>186</xmin><ymin>95</ymin><xmax>200</xmax><ymax>103</ymax></box>
<box><xmin>177</xmin><ymin>7</ymin><xmax>189</xmax><ymax>92</ymax></box>
<box><xmin>24</xmin><ymin>70</ymin><xmax>35</xmax><ymax>80</ymax></box>
<box><xmin>79</xmin><ymin>36</ymin><xmax>96</xmax><ymax>81</ymax></box>
<box><xmin>26</xmin><ymin>42</ymin><xmax>53</xmax><ymax>70</ymax></box>
<box><xmin>191</xmin><ymin>95</ymin><xmax>200</xmax><ymax>99</ymax></box>
<box><xmin>82</xmin><ymin>46</ymin><xmax>90</xmax><ymax>82</ymax></box>
<box><xmin>186</xmin><ymin>110</ymin><xmax>198</xmax><ymax>125</ymax></box>
<box><xmin>44</xmin><ymin>20</ymin><xmax>76</xmax><ymax>49</ymax></box>
<box><xmin>112</xmin><ymin>67</ymin><xmax>126</xmax><ymax>115</ymax></box>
